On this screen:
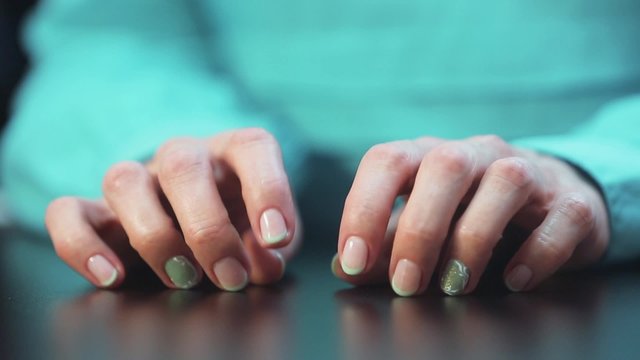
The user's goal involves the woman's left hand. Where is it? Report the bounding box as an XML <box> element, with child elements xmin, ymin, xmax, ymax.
<box><xmin>333</xmin><ymin>135</ymin><xmax>610</xmax><ymax>296</ymax></box>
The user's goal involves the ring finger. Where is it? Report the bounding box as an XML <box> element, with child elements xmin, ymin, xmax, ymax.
<box><xmin>103</xmin><ymin>161</ymin><xmax>202</xmax><ymax>289</ymax></box>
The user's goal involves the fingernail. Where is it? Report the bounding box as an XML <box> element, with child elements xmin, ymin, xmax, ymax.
<box><xmin>164</xmin><ymin>256</ymin><xmax>200</xmax><ymax>289</ymax></box>
<box><xmin>505</xmin><ymin>264</ymin><xmax>532</xmax><ymax>292</ymax></box>
<box><xmin>391</xmin><ymin>259</ymin><xmax>422</xmax><ymax>297</ymax></box>
<box><xmin>272</xmin><ymin>250</ymin><xmax>286</xmax><ymax>276</ymax></box>
<box><xmin>440</xmin><ymin>259</ymin><xmax>470</xmax><ymax>296</ymax></box>
<box><xmin>341</xmin><ymin>236</ymin><xmax>368</xmax><ymax>275</ymax></box>
<box><xmin>213</xmin><ymin>257</ymin><xmax>249</xmax><ymax>292</ymax></box>
<box><xmin>87</xmin><ymin>254</ymin><xmax>118</xmax><ymax>287</ymax></box>
<box><xmin>260</xmin><ymin>208</ymin><xmax>288</xmax><ymax>244</ymax></box>
<box><xmin>330</xmin><ymin>253</ymin><xmax>339</xmax><ymax>276</ymax></box>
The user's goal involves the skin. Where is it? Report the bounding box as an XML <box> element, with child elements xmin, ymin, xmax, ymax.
<box><xmin>46</xmin><ymin>128</ymin><xmax>301</xmax><ymax>290</ymax></box>
<box><xmin>333</xmin><ymin>135</ymin><xmax>610</xmax><ymax>295</ymax></box>
<box><xmin>47</xmin><ymin>130</ymin><xmax>610</xmax><ymax>294</ymax></box>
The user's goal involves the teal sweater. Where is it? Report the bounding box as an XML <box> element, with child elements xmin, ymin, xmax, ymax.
<box><xmin>2</xmin><ymin>0</ymin><xmax>640</xmax><ymax>262</ymax></box>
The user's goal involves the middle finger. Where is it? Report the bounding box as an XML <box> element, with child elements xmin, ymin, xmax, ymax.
<box><xmin>156</xmin><ymin>139</ymin><xmax>250</xmax><ymax>291</ymax></box>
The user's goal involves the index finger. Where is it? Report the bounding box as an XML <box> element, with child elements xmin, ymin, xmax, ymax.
<box><xmin>337</xmin><ymin>137</ymin><xmax>442</xmax><ymax>278</ymax></box>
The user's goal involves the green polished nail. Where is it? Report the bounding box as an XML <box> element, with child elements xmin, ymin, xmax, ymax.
<box><xmin>164</xmin><ymin>256</ymin><xmax>200</xmax><ymax>289</ymax></box>
<box><xmin>440</xmin><ymin>259</ymin><xmax>470</xmax><ymax>296</ymax></box>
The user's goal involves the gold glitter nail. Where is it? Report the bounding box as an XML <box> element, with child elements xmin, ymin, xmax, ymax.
<box><xmin>440</xmin><ymin>259</ymin><xmax>470</xmax><ymax>296</ymax></box>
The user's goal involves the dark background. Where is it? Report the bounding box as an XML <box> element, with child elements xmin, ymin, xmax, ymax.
<box><xmin>0</xmin><ymin>0</ymin><xmax>36</xmax><ymax>130</ymax></box>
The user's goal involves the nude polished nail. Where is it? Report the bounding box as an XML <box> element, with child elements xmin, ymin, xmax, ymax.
<box><xmin>341</xmin><ymin>236</ymin><xmax>368</xmax><ymax>275</ymax></box>
<box><xmin>440</xmin><ymin>259</ymin><xmax>470</xmax><ymax>296</ymax></box>
<box><xmin>505</xmin><ymin>264</ymin><xmax>533</xmax><ymax>292</ymax></box>
<box><xmin>87</xmin><ymin>254</ymin><xmax>118</xmax><ymax>287</ymax></box>
<box><xmin>213</xmin><ymin>257</ymin><xmax>248</xmax><ymax>292</ymax></box>
<box><xmin>164</xmin><ymin>256</ymin><xmax>200</xmax><ymax>289</ymax></box>
<box><xmin>260</xmin><ymin>208</ymin><xmax>288</xmax><ymax>244</ymax></box>
<box><xmin>392</xmin><ymin>259</ymin><xmax>421</xmax><ymax>297</ymax></box>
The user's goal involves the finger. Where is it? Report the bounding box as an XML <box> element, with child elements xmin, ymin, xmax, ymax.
<box><xmin>333</xmin><ymin>202</ymin><xmax>404</xmax><ymax>285</ymax></box>
<box><xmin>103</xmin><ymin>161</ymin><xmax>203</xmax><ymax>289</ymax></box>
<box><xmin>389</xmin><ymin>136</ymin><xmax>514</xmax><ymax>297</ymax></box>
<box><xmin>337</xmin><ymin>138</ymin><xmax>442</xmax><ymax>279</ymax></box>
<box><xmin>440</xmin><ymin>157</ymin><xmax>538</xmax><ymax>295</ymax></box>
<box><xmin>389</xmin><ymin>142</ymin><xmax>479</xmax><ymax>296</ymax></box>
<box><xmin>156</xmin><ymin>139</ymin><xmax>250</xmax><ymax>292</ymax></box>
<box><xmin>242</xmin><ymin>230</ymin><xmax>287</xmax><ymax>285</ymax></box>
<box><xmin>208</xmin><ymin>128</ymin><xmax>297</xmax><ymax>248</ymax></box>
<box><xmin>503</xmin><ymin>193</ymin><xmax>595</xmax><ymax>292</ymax></box>
<box><xmin>45</xmin><ymin>197</ymin><xmax>126</xmax><ymax>288</ymax></box>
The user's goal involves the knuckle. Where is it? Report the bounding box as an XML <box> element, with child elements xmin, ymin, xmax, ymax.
<box><xmin>473</xmin><ymin>135</ymin><xmax>510</xmax><ymax>153</ymax></box>
<box><xmin>536</xmin><ymin>230</ymin><xmax>573</xmax><ymax>263</ymax></box>
<box><xmin>426</xmin><ymin>143</ymin><xmax>473</xmax><ymax>177</ymax></box>
<box><xmin>456</xmin><ymin>225</ymin><xmax>493</xmax><ymax>248</ymax></box>
<box><xmin>557</xmin><ymin>195</ymin><xmax>594</xmax><ymax>227</ymax></box>
<box><xmin>230</xmin><ymin>127</ymin><xmax>277</xmax><ymax>149</ymax></box>
<box><xmin>478</xmin><ymin>134</ymin><xmax>507</xmax><ymax>147</ymax></box>
<box><xmin>103</xmin><ymin>161</ymin><xmax>145</xmax><ymax>193</ymax></box>
<box><xmin>363</xmin><ymin>142</ymin><xmax>413</xmax><ymax>172</ymax></box>
<box><xmin>157</xmin><ymin>146</ymin><xmax>206</xmax><ymax>181</ymax></box>
<box><xmin>489</xmin><ymin>157</ymin><xmax>534</xmax><ymax>189</ymax></box>
<box><xmin>185</xmin><ymin>219</ymin><xmax>233</xmax><ymax>247</ymax></box>
<box><xmin>130</xmin><ymin>222</ymin><xmax>175</xmax><ymax>253</ymax></box>
<box><xmin>397</xmin><ymin>214</ymin><xmax>445</xmax><ymax>242</ymax></box>
<box><xmin>46</xmin><ymin>197</ymin><xmax>79</xmax><ymax>226</ymax></box>
<box><xmin>156</xmin><ymin>138</ymin><xmax>195</xmax><ymax>157</ymax></box>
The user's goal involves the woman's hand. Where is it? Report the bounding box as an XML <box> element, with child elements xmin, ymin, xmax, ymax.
<box><xmin>46</xmin><ymin>128</ymin><xmax>300</xmax><ymax>291</ymax></box>
<box><xmin>334</xmin><ymin>135</ymin><xmax>609</xmax><ymax>296</ymax></box>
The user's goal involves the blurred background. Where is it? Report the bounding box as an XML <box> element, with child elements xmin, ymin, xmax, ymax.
<box><xmin>0</xmin><ymin>0</ymin><xmax>36</xmax><ymax>226</ymax></box>
<box><xmin>0</xmin><ymin>0</ymin><xmax>36</xmax><ymax>131</ymax></box>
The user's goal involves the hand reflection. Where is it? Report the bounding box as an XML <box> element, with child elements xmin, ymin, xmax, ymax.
<box><xmin>335</xmin><ymin>274</ymin><xmax>605</xmax><ymax>360</ymax></box>
<box><xmin>52</xmin><ymin>279</ymin><xmax>295</xmax><ymax>360</ymax></box>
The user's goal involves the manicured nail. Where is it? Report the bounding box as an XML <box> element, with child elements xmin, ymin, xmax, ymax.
<box><xmin>272</xmin><ymin>250</ymin><xmax>286</xmax><ymax>277</ymax></box>
<box><xmin>87</xmin><ymin>254</ymin><xmax>118</xmax><ymax>287</ymax></box>
<box><xmin>331</xmin><ymin>253</ymin><xmax>339</xmax><ymax>276</ymax></box>
<box><xmin>213</xmin><ymin>257</ymin><xmax>249</xmax><ymax>292</ymax></box>
<box><xmin>391</xmin><ymin>259</ymin><xmax>422</xmax><ymax>297</ymax></box>
<box><xmin>505</xmin><ymin>264</ymin><xmax>532</xmax><ymax>292</ymax></box>
<box><xmin>440</xmin><ymin>259</ymin><xmax>470</xmax><ymax>296</ymax></box>
<box><xmin>164</xmin><ymin>256</ymin><xmax>200</xmax><ymax>289</ymax></box>
<box><xmin>341</xmin><ymin>236</ymin><xmax>368</xmax><ymax>275</ymax></box>
<box><xmin>260</xmin><ymin>208</ymin><xmax>288</xmax><ymax>244</ymax></box>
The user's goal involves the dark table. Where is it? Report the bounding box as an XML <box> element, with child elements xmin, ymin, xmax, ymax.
<box><xmin>2</xmin><ymin>227</ymin><xmax>640</xmax><ymax>360</ymax></box>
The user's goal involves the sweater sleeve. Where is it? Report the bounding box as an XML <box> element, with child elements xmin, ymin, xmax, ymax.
<box><xmin>0</xmin><ymin>0</ymin><xmax>306</xmax><ymax>232</ymax></box>
<box><xmin>513</xmin><ymin>94</ymin><xmax>640</xmax><ymax>264</ymax></box>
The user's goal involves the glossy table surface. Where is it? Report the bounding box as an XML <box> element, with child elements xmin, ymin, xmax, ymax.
<box><xmin>2</xmin><ymin>227</ymin><xmax>640</xmax><ymax>360</ymax></box>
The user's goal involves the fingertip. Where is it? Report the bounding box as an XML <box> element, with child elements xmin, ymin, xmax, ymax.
<box><xmin>87</xmin><ymin>254</ymin><xmax>123</xmax><ymax>288</ymax></box>
<box><xmin>243</xmin><ymin>234</ymin><xmax>287</xmax><ymax>285</ymax></box>
<box><xmin>213</xmin><ymin>257</ymin><xmax>249</xmax><ymax>292</ymax></box>
<box><xmin>504</xmin><ymin>264</ymin><xmax>533</xmax><ymax>292</ymax></box>
<box><xmin>391</xmin><ymin>259</ymin><xmax>422</xmax><ymax>297</ymax></box>
<box><xmin>164</xmin><ymin>255</ymin><xmax>202</xmax><ymax>290</ymax></box>
<box><xmin>340</xmin><ymin>236</ymin><xmax>368</xmax><ymax>276</ymax></box>
<box><xmin>440</xmin><ymin>259</ymin><xmax>470</xmax><ymax>296</ymax></box>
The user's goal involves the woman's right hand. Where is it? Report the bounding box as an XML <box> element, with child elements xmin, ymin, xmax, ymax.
<box><xmin>45</xmin><ymin>128</ymin><xmax>300</xmax><ymax>291</ymax></box>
